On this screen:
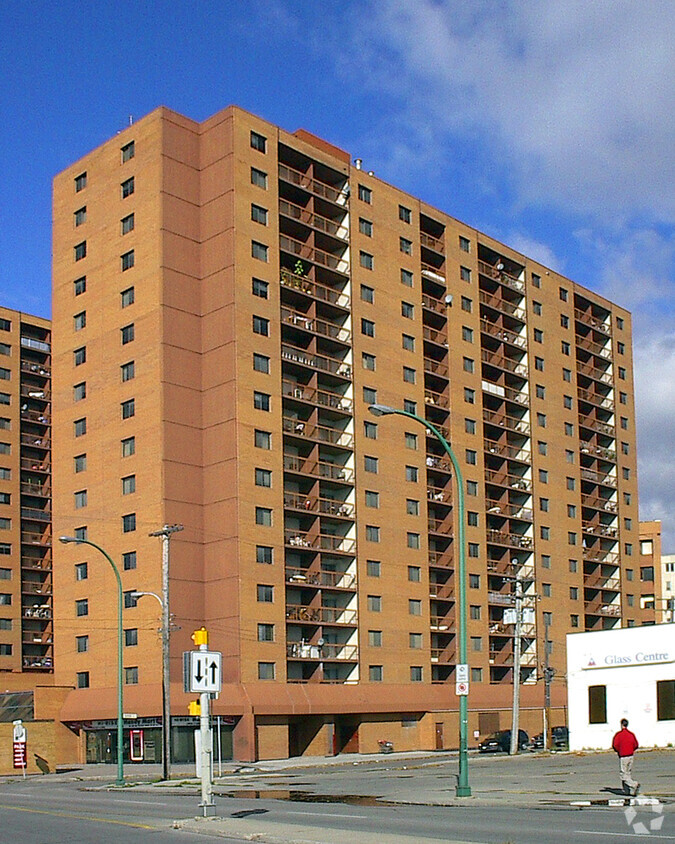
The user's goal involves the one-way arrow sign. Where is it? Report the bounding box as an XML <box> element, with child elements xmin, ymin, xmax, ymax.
<box><xmin>183</xmin><ymin>650</ymin><xmax>222</xmax><ymax>693</ymax></box>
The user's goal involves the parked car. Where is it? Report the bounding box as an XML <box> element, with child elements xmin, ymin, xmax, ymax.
<box><xmin>530</xmin><ymin>726</ymin><xmax>569</xmax><ymax>750</ymax></box>
<box><xmin>479</xmin><ymin>729</ymin><xmax>529</xmax><ymax>753</ymax></box>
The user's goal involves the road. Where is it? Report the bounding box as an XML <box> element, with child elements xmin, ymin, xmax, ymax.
<box><xmin>0</xmin><ymin>750</ymin><xmax>672</xmax><ymax>843</ymax></box>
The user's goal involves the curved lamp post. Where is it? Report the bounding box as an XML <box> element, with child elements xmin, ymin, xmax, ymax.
<box><xmin>131</xmin><ymin>590</ymin><xmax>171</xmax><ymax>781</ymax></box>
<box><xmin>369</xmin><ymin>404</ymin><xmax>471</xmax><ymax>797</ymax></box>
<box><xmin>60</xmin><ymin>536</ymin><xmax>124</xmax><ymax>786</ymax></box>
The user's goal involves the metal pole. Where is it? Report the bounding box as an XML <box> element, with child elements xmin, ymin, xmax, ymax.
<box><xmin>198</xmin><ymin>640</ymin><xmax>215</xmax><ymax>816</ymax></box>
<box><xmin>59</xmin><ymin>537</ymin><xmax>124</xmax><ymax>785</ymax></box>
<box><xmin>367</xmin><ymin>405</ymin><xmax>471</xmax><ymax>796</ymax></box>
<box><xmin>149</xmin><ymin>524</ymin><xmax>183</xmax><ymax>780</ymax></box>
<box><xmin>509</xmin><ymin>572</ymin><xmax>523</xmax><ymax>755</ymax></box>
<box><xmin>543</xmin><ymin>613</ymin><xmax>552</xmax><ymax>751</ymax></box>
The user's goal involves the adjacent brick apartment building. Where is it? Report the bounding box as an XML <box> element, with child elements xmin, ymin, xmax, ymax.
<box><xmin>50</xmin><ymin>105</ymin><xmax>639</xmax><ymax>763</ymax></box>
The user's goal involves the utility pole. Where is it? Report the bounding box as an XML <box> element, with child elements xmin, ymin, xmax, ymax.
<box><xmin>149</xmin><ymin>523</ymin><xmax>183</xmax><ymax>780</ymax></box>
<box><xmin>543</xmin><ymin>613</ymin><xmax>552</xmax><ymax>751</ymax></box>
<box><xmin>509</xmin><ymin>572</ymin><xmax>523</xmax><ymax>755</ymax></box>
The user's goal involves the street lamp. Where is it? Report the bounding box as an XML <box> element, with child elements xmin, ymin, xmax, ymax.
<box><xmin>59</xmin><ymin>535</ymin><xmax>124</xmax><ymax>785</ymax></box>
<box><xmin>369</xmin><ymin>404</ymin><xmax>471</xmax><ymax>797</ymax></box>
<box><xmin>130</xmin><ymin>590</ymin><xmax>171</xmax><ymax>781</ymax></box>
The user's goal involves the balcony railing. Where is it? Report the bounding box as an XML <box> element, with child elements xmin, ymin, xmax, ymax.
<box><xmin>424</xmin><ymin>389</ymin><xmax>449</xmax><ymax>409</ymax></box>
<box><xmin>21</xmin><ymin>531</ymin><xmax>51</xmax><ymax>546</ymax></box>
<box><xmin>21</xmin><ymin>581</ymin><xmax>51</xmax><ymax>595</ymax></box>
<box><xmin>21</xmin><ymin>556</ymin><xmax>51</xmax><ymax>570</ymax></box>
<box><xmin>481</xmin><ymin>380</ymin><xmax>529</xmax><ymax>406</ymax></box>
<box><xmin>282</xmin><ymin>380</ymin><xmax>353</xmax><ymax>413</ymax></box>
<box><xmin>577</xmin><ymin>360</ymin><xmax>613</xmax><ymax>384</ymax></box>
<box><xmin>20</xmin><ymin>337</ymin><xmax>50</xmax><ymax>353</ymax></box>
<box><xmin>278</xmin><ymin>163</ymin><xmax>349</xmax><ymax>205</ymax></box>
<box><xmin>484</xmin><ymin>439</ymin><xmax>531</xmax><ymax>462</ymax></box>
<box><xmin>428</xmin><ymin>550</ymin><xmax>453</xmax><ymax>569</ymax></box>
<box><xmin>578</xmin><ymin>415</ymin><xmax>615</xmax><ymax>436</ymax></box>
<box><xmin>283</xmin><ymin>455</ymin><xmax>354</xmax><ymax>483</ymax></box>
<box><xmin>282</xmin><ymin>417</ymin><xmax>353</xmax><ymax>448</ymax></box>
<box><xmin>20</xmin><ymin>507</ymin><xmax>50</xmax><ymax>522</ymax></box>
<box><xmin>479</xmin><ymin>291</ymin><xmax>527</xmax><ymax>321</ymax></box>
<box><xmin>482</xmin><ymin>408</ymin><xmax>530</xmax><ymax>434</ymax></box>
<box><xmin>430</xmin><ymin>647</ymin><xmax>455</xmax><ymax>663</ymax></box>
<box><xmin>20</xmin><ymin>386</ymin><xmax>50</xmax><ymax>401</ymax></box>
<box><xmin>20</xmin><ymin>362</ymin><xmax>50</xmax><ymax>377</ymax></box>
<box><xmin>582</xmin><ymin>548</ymin><xmax>620</xmax><ymax>565</ymax></box>
<box><xmin>281</xmin><ymin>308</ymin><xmax>352</xmax><ymax>344</ymax></box>
<box><xmin>486</xmin><ymin>529</ymin><xmax>533</xmax><ymax>549</ymax></box>
<box><xmin>423</xmin><ymin>357</ymin><xmax>449</xmax><ymax>379</ymax></box>
<box><xmin>486</xmin><ymin>499</ymin><xmax>533</xmax><ymax>520</ymax></box>
<box><xmin>280</xmin><ymin>234</ymin><xmax>350</xmax><ymax>275</ymax></box>
<box><xmin>280</xmin><ymin>269</ymin><xmax>350</xmax><ymax>309</ymax></box>
<box><xmin>20</xmin><ymin>457</ymin><xmax>49</xmax><ymax>473</ymax></box>
<box><xmin>582</xmin><ymin>522</ymin><xmax>618</xmax><ymax>538</ymax></box>
<box><xmin>577</xmin><ymin>387</ymin><xmax>614</xmax><ymax>411</ymax></box>
<box><xmin>582</xmin><ymin>496</ymin><xmax>617</xmax><ymax>513</ymax></box>
<box><xmin>422</xmin><ymin>294</ymin><xmax>448</xmax><ymax>316</ymax></box>
<box><xmin>23</xmin><ymin>605</ymin><xmax>52</xmax><ymax>619</ymax></box>
<box><xmin>580</xmin><ymin>442</ymin><xmax>616</xmax><ymax>461</ymax></box>
<box><xmin>430</xmin><ymin>615</ymin><xmax>455</xmax><ymax>629</ymax></box>
<box><xmin>575</xmin><ymin>334</ymin><xmax>612</xmax><ymax>359</ymax></box>
<box><xmin>488</xmin><ymin>591</ymin><xmax>515</xmax><ymax>606</ymax></box>
<box><xmin>584</xmin><ymin>600</ymin><xmax>621</xmax><ymax>617</ymax></box>
<box><xmin>574</xmin><ymin>308</ymin><xmax>611</xmax><ymax>334</ymax></box>
<box><xmin>429</xmin><ymin>581</ymin><xmax>454</xmax><ymax>599</ymax></box>
<box><xmin>20</xmin><ymin>481</ymin><xmax>50</xmax><ymax>497</ymax></box>
<box><xmin>279</xmin><ymin>198</ymin><xmax>349</xmax><ymax>240</ymax></box>
<box><xmin>428</xmin><ymin>516</ymin><xmax>452</xmax><ymax>534</ymax></box>
<box><xmin>283</xmin><ymin>491</ymin><xmax>354</xmax><ymax>518</ymax></box>
<box><xmin>286</xmin><ymin>642</ymin><xmax>358</xmax><ymax>660</ymax></box>
<box><xmin>481</xmin><ymin>348</ymin><xmax>528</xmax><ymax>377</ymax></box>
<box><xmin>427</xmin><ymin>486</ymin><xmax>452</xmax><ymax>504</ymax></box>
<box><xmin>20</xmin><ymin>434</ymin><xmax>50</xmax><ymax>449</ymax></box>
<box><xmin>477</xmin><ymin>260</ymin><xmax>525</xmax><ymax>292</ymax></box>
<box><xmin>425</xmin><ymin>454</ymin><xmax>453</xmax><ymax>473</ymax></box>
<box><xmin>480</xmin><ymin>320</ymin><xmax>527</xmax><ymax>348</ymax></box>
<box><xmin>583</xmin><ymin>572</ymin><xmax>621</xmax><ymax>590</ymax></box>
<box><xmin>581</xmin><ymin>468</ymin><xmax>617</xmax><ymax>487</ymax></box>
<box><xmin>285</xmin><ymin>567</ymin><xmax>356</xmax><ymax>589</ymax></box>
<box><xmin>484</xmin><ymin>469</ymin><xmax>531</xmax><ymax>491</ymax></box>
<box><xmin>421</xmin><ymin>264</ymin><xmax>446</xmax><ymax>284</ymax></box>
<box><xmin>420</xmin><ymin>232</ymin><xmax>445</xmax><ymax>254</ymax></box>
<box><xmin>285</xmin><ymin>604</ymin><xmax>358</xmax><ymax>625</ymax></box>
<box><xmin>281</xmin><ymin>343</ymin><xmax>352</xmax><ymax>378</ymax></box>
<box><xmin>284</xmin><ymin>530</ymin><xmax>356</xmax><ymax>554</ymax></box>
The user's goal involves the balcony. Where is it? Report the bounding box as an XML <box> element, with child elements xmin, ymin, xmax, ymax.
<box><xmin>285</xmin><ymin>604</ymin><xmax>357</xmax><ymax>625</ymax></box>
<box><xmin>283</xmin><ymin>491</ymin><xmax>354</xmax><ymax>518</ymax></box>
<box><xmin>21</xmin><ymin>581</ymin><xmax>51</xmax><ymax>595</ymax></box>
<box><xmin>20</xmin><ymin>457</ymin><xmax>49</xmax><ymax>473</ymax></box>
<box><xmin>285</xmin><ymin>567</ymin><xmax>356</xmax><ymax>589</ymax></box>
<box><xmin>21</xmin><ymin>531</ymin><xmax>51</xmax><ymax>546</ymax></box>
<box><xmin>280</xmin><ymin>269</ymin><xmax>350</xmax><ymax>309</ymax></box>
<box><xmin>23</xmin><ymin>657</ymin><xmax>52</xmax><ymax>670</ymax></box>
<box><xmin>478</xmin><ymin>260</ymin><xmax>525</xmax><ymax>292</ymax></box>
<box><xmin>484</xmin><ymin>439</ymin><xmax>531</xmax><ymax>462</ymax></box>
<box><xmin>427</xmin><ymin>486</ymin><xmax>452</xmax><ymax>504</ymax></box>
<box><xmin>578</xmin><ymin>387</ymin><xmax>614</xmax><ymax>411</ymax></box>
<box><xmin>283</xmin><ymin>455</ymin><xmax>353</xmax><ymax>483</ymax></box>
<box><xmin>20</xmin><ymin>385</ymin><xmax>50</xmax><ymax>402</ymax></box>
<box><xmin>23</xmin><ymin>605</ymin><xmax>51</xmax><ymax>619</ymax></box>
<box><xmin>281</xmin><ymin>343</ymin><xmax>352</xmax><ymax>379</ymax></box>
<box><xmin>280</xmin><ymin>234</ymin><xmax>350</xmax><ymax>275</ymax></box>
<box><xmin>582</xmin><ymin>548</ymin><xmax>620</xmax><ymax>565</ymax></box>
<box><xmin>486</xmin><ymin>529</ymin><xmax>533</xmax><ymax>549</ymax></box>
<box><xmin>428</xmin><ymin>515</ymin><xmax>452</xmax><ymax>534</ymax></box>
<box><xmin>423</xmin><ymin>358</ymin><xmax>449</xmax><ymax>379</ymax></box>
<box><xmin>428</xmin><ymin>550</ymin><xmax>453</xmax><ymax>569</ymax></box>
<box><xmin>481</xmin><ymin>349</ymin><xmax>528</xmax><ymax>377</ymax></box>
<box><xmin>479</xmin><ymin>291</ymin><xmax>527</xmax><ymax>321</ymax></box>
<box><xmin>424</xmin><ymin>389</ymin><xmax>450</xmax><ymax>410</ymax></box>
<box><xmin>20</xmin><ymin>480</ymin><xmax>50</xmax><ymax>497</ymax></box>
<box><xmin>482</xmin><ymin>409</ymin><xmax>530</xmax><ymax>435</ymax></box>
<box><xmin>482</xmin><ymin>380</ymin><xmax>528</xmax><ymax>406</ymax></box>
<box><xmin>23</xmin><ymin>632</ymin><xmax>53</xmax><ymax>645</ymax></box>
<box><xmin>430</xmin><ymin>647</ymin><xmax>455</xmax><ymax>663</ymax></box>
<box><xmin>279</xmin><ymin>198</ymin><xmax>349</xmax><ymax>241</ymax></box>
<box><xmin>20</xmin><ymin>361</ymin><xmax>50</xmax><ymax>377</ymax></box>
<box><xmin>577</xmin><ymin>360</ymin><xmax>613</xmax><ymax>385</ymax></box>
<box><xmin>574</xmin><ymin>308</ymin><xmax>611</xmax><ymax>334</ymax></box>
<box><xmin>20</xmin><ymin>337</ymin><xmax>50</xmax><ymax>353</ymax></box>
<box><xmin>584</xmin><ymin>599</ymin><xmax>621</xmax><ymax>617</ymax></box>
<box><xmin>580</xmin><ymin>442</ymin><xmax>616</xmax><ymax>461</ymax></box>
<box><xmin>576</xmin><ymin>334</ymin><xmax>612</xmax><ymax>359</ymax></box>
<box><xmin>582</xmin><ymin>522</ymin><xmax>617</xmax><ymax>538</ymax></box>
<box><xmin>578</xmin><ymin>416</ymin><xmax>615</xmax><ymax>436</ymax></box>
<box><xmin>484</xmin><ymin>469</ymin><xmax>531</xmax><ymax>491</ymax></box>
<box><xmin>488</xmin><ymin>591</ymin><xmax>515</xmax><ymax>606</ymax></box>
<box><xmin>584</xmin><ymin>572</ymin><xmax>621</xmax><ymax>590</ymax></box>
<box><xmin>422</xmin><ymin>294</ymin><xmax>448</xmax><ymax>316</ymax></box>
<box><xmin>281</xmin><ymin>308</ymin><xmax>351</xmax><ymax>345</ymax></box>
<box><xmin>282</xmin><ymin>381</ymin><xmax>353</xmax><ymax>413</ymax></box>
<box><xmin>425</xmin><ymin>454</ymin><xmax>452</xmax><ymax>473</ymax></box>
<box><xmin>282</xmin><ymin>417</ymin><xmax>353</xmax><ymax>448</ymax></box>
<box><xmin>287</xmin><ymin>642</ymin><xmax>358</xmax><ymax>661</ymax></box>
<box><xmin>278</xmin><ymin>163</ymin><xmax>348</xmax><ymax>205</ymax></box>
<box><xmin>486</xmin><ymin>499</ymin><xmax>533</xmax><ymax>520</ymax></box>
<box><xmin>21</xmin><ymin>507</ymin><xmax>50</xmax><ymax>522</ymax></box>
<box><xmin>480</xmin><ymin>320</ymin><xmax>527</xmax><ymax>349</ymax></box>
<box><xmin>582</xmin><ymin>496</ymin><xmax>617</xmax><ymax>513</ymax></box>
<box><xmin>21</xmin><ymin>556</ymin><xmax>51</xmax><ymax>570</ymax></box>
<box><xmin>429</xmin><ymin>581</ymin><xmax>454</xmax><ymax>600</ymax></box>
<box><xmin>430</xmin><ymin>615</ymin><xmax>455</xmax><ymax>630</ymax></box>
<box><xmin>420</xmin><ymin>231</ymin><xmax>445</xmax><ymax>254</ymax></box>
<box><xmin>421</xmin><ymin>264</ymin><xmax>446</xmax><ymax>284</ymax></box>
<box><xmin>284</xmin><ymin>530</ymin><xmax>356</xmax><ymax>555</ymax></box>
<box><xmin>581</xmin><ymin>468</ymin><xmax>617</xmax><ymax>487</ymax></box>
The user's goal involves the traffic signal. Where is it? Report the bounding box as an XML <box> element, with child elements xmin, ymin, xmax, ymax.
<box><xmin>191</xmin><ymin>627</ymin><xmax>208</xmax><ymax>646</ymax></box>
<box><xmin>188</xmin><ymin>700</ymin><xmax>201</xmax><ymax>716</ymax></box>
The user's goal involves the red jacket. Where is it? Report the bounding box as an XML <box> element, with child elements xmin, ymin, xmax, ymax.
<box><xmin>612</xmin><ymin>728</ymin><xmax>639</xmax><ymax>757</ymax></box>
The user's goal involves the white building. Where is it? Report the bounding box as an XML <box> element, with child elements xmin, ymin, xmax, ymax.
<box><xmin>567</xmin><ymin>625</ymin><xmax>675</xmax><ymax>750</ymax></box>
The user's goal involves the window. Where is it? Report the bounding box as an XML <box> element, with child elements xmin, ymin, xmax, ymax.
<box><xmin>74</xmin><ymin>311</ymin><xmax>86</xmax><ymax>331</ymax></box>
<box><xmin>560</xmin><ymin>314</ymin><xmax>570</xmax><ymax>329</ymax></box>
<box><xmin>73</xmin><ymin>382</ymin><xmax>86</xmax><ymax>401</ymax></box>
<box><xmin>362</xmin><ymin>352</ymin><xmax>376</xmax><ymax>371</ymax></box>
<box><xmin>361</xmin><ymin>318</ymin><xmax>375</xmax><ymax>337</ymax></box>
<box><xmin>257</xmin><ymin>584</ymin><xmax>273</xmax><ymax>603</ymax></box>
<box><xmin>74</xmin><ymin>241</ymin><xmax>87</xmax><ymax>261</ymax></box>
<box><xmin>539</xmin><ymin>497</ymin><xmax>549</xmax><ymax>512</ymax></box>
<box><xmin>408</xmin><ymin>565</ymin><xmax>421</xmax><ymax>582</ymax></box>
<box><xmin>368</xmin><ymin>595</ymin><xmax>382</xmax><ymax>612</ymax></box>
<box><xmin>0</xmin><ymin>345</ymin><xmax>8</xmax><ymax>358</ymax></box>
<box><xmin>363</xmin><ymin>386</ymin><xmax>377</xmax><ymax>404</ymax></box>
<box><xmin>403</xmin><ymin>366</ymin><xmax>416</xmax><ymax>384</ymax></box>
<box><xmin>471</xmin><ymin>636</ymin><xmax>483</xmax><ymax>652</ymax></box>
<box><xmin>533</xmin><ymin>301</ymin><xmax>542</xmax><ymax>316</ymax></box>
<box><xmin>360</xmin><ymin>251</ymin><xmax>374</xmax><ymax>270</ymax></box>
<box><xmin>121</xmin><ymin>250</ymin><xmax>135</xmax><ymax>271</ymax></box>
<box><xmin>408</xmin><ymin>599</ymin><xmax>422</xmax><ymax>616</ymax></box>
<box><xmin>251</xmin><ymin>241</ymin><xmax>268</xmax><ymax>262</ymax></box>
<box><xmin>251</xmin><ymin>167</ymin><xmax>268</xmax><ymax>188</ymax></box>
<box><xmin>365</xmin><ymin>490</ymin><xmax>379</xmax><ymax>508</ymax></box>
<box><xmin>567</xmin><ymin>504</ymin><xmax>577</xmax><ymax>517</ymax></box>
<box><xmin>409</xmin><ymin>634</ymin><xmax>423</xmax><ymax>651</ymax></box>
<box><xmin>121</xmin><ymin>361</ymin><xmax>135</xmax><ymax>382</ymax></box>
<box><xmin>400</xmin><ymin>237</ymin><xmax>412</xmax><ymax>255</ymax></box>
<box><xmin>359</xmin><ymin>218</ymin><xmax>373</xmax><ymax>236</ymax></box>
<box><xmin>406</xmin><ymin>465</ymin><xmax>418</xmax><ymax>482</ymax></box>
<box><xmin>559</xmin><ymin>287</ymin><xmax>568</xmax><ymax>302</ymax></box>
<box><xmin>75</xmin><ymin>562</ymin><xmax>88</xmax><ymax>581</ymax></box>
<box><xmin>459</xmin><ymin>235</ymin><xmax>470</xmax><ymax>252</ymax></box>
<box><xmin>535</xmin><ymin>384</ymin><xmax>545</xmax><ymax>400</ymax></box>
<box><xmin>121</xmin><ymin>436</ymin><xmax>135</xmax><ymax>458</ymax></box>
<box><xmin>467</xmin><ymin>511</ymin><xmax>478</xmax><ymax>526</ymax></box>
<box><xmin>74</xmin><ymin>417</ymin><xmax>87</xmax><ymax>437</ymax></box>
<box><xmin>462</xmin><ymin>326</ymin><xmax>473</xmax><ymax>342</ymax></box>
<box><xmin>617</xmin><ymin>341</ymin><xmax>625</xmax><ymax>354</ymax></box>
<box><xmin>460</xmin><ymin>266</ymin><xmax>471</xmax><ymax>282</ymax></box>
<box><xmin>535</xmin><ymin>356</ymin><xmax>544</xmax><ymax>371</ymax></box>
<box><xmin>255</xmin><ymin>507</ymin><xmax>272</xmax><ymax>526</ymax></box>
<box><xmin>564</xmin><ymin>394</ymin><xmax>573</xmax><ymax>410</ymax></box>
<box><xmin>566</xmin><ymin>477</ymin><xmax>576</xmax><ymax>492</ymax></box>
<box><xmin>369</xmin><ymin>665</ymin><xmax>383</xmax><ymax>681</ymax></box>
<box><xmin>121</xmin><ymin>177</ymin><xmax>135</xmax><ymax>198</ymax></box>
<box><xmin>257</xmin><ymin>623</ymin><xmax>274</xmax><ymax>643</ymax></box>
<box><xmin>76</xmin><ymin>671</ymin><xmax>90</xmax><ymax>689</ymax></box>
<box><xmin>121</xmin><ymin>398</ymin><xmax>135</xmax><ymax>419</ymax></box>
<box><xmin>410</xmin><ymin>666</ymin><xmax>423</xmax><ymax>682</ymax></box>
<box><xmin>251</xmin><ymin>352</ymin><xmax>271</xmax><ymax>375</ymax></box>
<box><xmin>589</xmin><ymin>685</ymin><xmax>607</xmax><ymax>723</ymax></box>
<box><xmin>254</xmin><ymin>391</ymin><xmax>270</xmax><ymax>411</ymax></box>
<box><xmin>360</xmin><ymin>284</ymin><xmax>374</xmax><ymax>303</ymax></box>
<box><xmin>76</xmin><ymin>635</ymin><xmax>89</xmax><ymax>653</ymax></box>
<box><xmin>538</xmin><ymin>441</ymin><xmax>548</xmax><ymax>456</ymax></box>
<box><xmin>252</xmin><ymin>278</ymin><xmax>269</xmax><ymax>299</ymax></box>
<box><xmin>463</xmin><ymin>357</ymin><xmax>474</xmax><ymax>373</ymax></box>
<box><xmin>407</xmin><ymin>532</ymin><xmax>420</xmax><ymax>549</ymax></box>
<box><xmin>403</xmin><ymin>431</ymin><xmax>418</xmax><ymax>450</ymax></box>
<box><xmin>466</xmin><ymin>480</ymin><xmax>478</xmax><ymax>496</ymax></box>
<box><xmin>74</xmin><ymin>526</ymin><xmax>87</xmax><ymax>540</ymax></box>
<box><xmin>465</xmin><ymin>418</ymin><xmax>476</xmax><ymax>434</ymax></box>
<box><xmin>541</xmin><ymin>554</ymin><xmax>551</xmax><ymax>569</ymax></box>
<box><xmin>542</xmin><ymin>583</ymin><xmax>552</xmax><ymax>597</ymax></box>
<box><xmin>469</xmin><ymin>574</ymin><xmax>480</xmax><ymax>589</ymax></box>
<box><xmin>620</xmin><ymin>416</ymin><xmax>628</xmax><ymax>430</ymax></box>
<box><xmin>365</xmin><ymin>525</ymin><xmax>380</xmax><ymax>543</ymax></box>
<box><xmin>403</xmin><ymin>399</ymin><xmax>416</xmax><ymax>413</ymax></box>
<box><xmin>74</xmin><ymin>206</ymin><xmax>86</xmax><ymax>226</ymax></box>
<box><xmin>465</xmin><ymin>449</ymin><xmax>477</xmax><ymax>465</ymax></box>
<box><xmin>75</xmin><ymin>172</ymin><xmax>87</xmax><ymax>192</ymax></box>
<box><xmin>0</xmin><ymin>518</ymin><xmax>9</xmax><ymax>530</ymax></box>
<box><xmin>402</xmin><ymin>333</ymin><xmax>415</xmax><ymax>351</ymax></box>
<box><xmin>122</xmin><ymin>551</ymin><xmax>136</xmax><ymax>571</ymax></box>
<box><xmin>124</xmin><ymin>667</ymin><xmax>139</xmax><ymax>685</ymax></box>
<box><xmin>258</xmin><ymin>662</ymin><xmax>275</xmax><ymax>680</ymax></box>
<box><xmin>250</xmin><ymin>130</ymin><xmax>266</xmax><ymax>152</ymax></box>
<box><xmin>540</xmin><ymin>526</ymin><xmax>550</xmax><ymax>540</ymax></box>
<box><xmin>534</xmin><ymin>328</ymin><xmax>543</xmax><ymax>343</ymax></box>
<box><xmin>464</xmin><ymin>387</ymin><xmax>475</xmax><ymax>404</ymax></box>
<box><xmin>120</xmin><ymin>324</ymin><xmax>135</xmax><ymax>345</ymax></box>
<box><xmin>364</xmin><ymin>420</ymin><xmax>377</xmax><ymax>439</ymax></box>
<box><xmin>537</xmin><ymin>412</ymin><xmax>546</xmax><ymax>428</ymax></box>
<box><xmin>254</xmin><ymin>429</ymin><xmax>271</xmax><ymax>450</ymax></box>
<box><xmin>122</xmin><ymin>475</ymin><xmax>136</xmax><ymax>495</ymax></box>
<box><xmin>74</xmin><ymin>346</ymin><xmax>86</xmax><ymax>366</ymax></box>
<box><xmin>399</xmin><ymin>205</ymin><xmax>412</xmax><ymax>223</ymax></box>
<box><xmin>358</xmin><ymin>184</ymin><xmax>372</xmax><ymax>203</ymax></box>
<box><xmin>364</xmin><ymin>455</ymin><xmax>378</xmax><ymax>474</ymax></box>
<box><xmin>73</xmin><ymin>276</ymin><xmax>87</xmax><ymax>296</ymax></box>
<box><xmin>470</xmin><ymin>605</ymin><xmax>481</xmax><ymax>620</ymax></box>
<box><xmin>256</xmin><ymin>545</ymin><xmax>273</xmax><ymax>564</ymax></box>
<box><xmin>461</xmin><ymin>296</ymin><xmax>472</xmax><ymax>312</ymax></box>
<box><xmin>640</xmin><ymin>566</ymin><xmax>654</xmax><ymax>582</ymax></box>
<box><xmin>657</xmin><ymin>680</ymin><xmax>675</xmax><ymax>721</ymax></box>
<box><xmin>255</xmin><ymin>468</ymin><xmax>272</xmax><ymax>487</ymax></box>
<box><xmin>366</xmin><ymin>560</ymin><xmax>381</xmax><ymax>577</ymax></box>
<box><xmin>251</xmin><ymin>203</ymin><xmax>268</xmax><ymax>225</ymax></box>
<box><xmin>400</xmin><ymin>268</ymin><xmax>413</xmax><ymax>287</ymax></box>
<box><xmin>618</xmin><ymin>366</ymin><xmax>626</xmax><ymax>380</ymax></box>
<box><xmin>468</xmin><ymin>542</ymin><xmax>479</xmax><ymax>557</ymax></box>
<box><xmin>75</xmin><ymin>598</ymin><xmax>88</xmax><ymax>617</ymax></box>
<box><xmin>74</xmin><ymin>489</ymin><xmax>87</xmax><ymax>509</ymax></box>
<box><xmin>252</xmin><ymin>315</ymin><xmax>270</xmax><ymax>337</ymax></box>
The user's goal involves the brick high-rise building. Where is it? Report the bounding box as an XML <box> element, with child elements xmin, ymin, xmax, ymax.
<box><xmin>51</xmin><ymin>106</ymin><xmax>639</xmax><ymax>763</ymax></box>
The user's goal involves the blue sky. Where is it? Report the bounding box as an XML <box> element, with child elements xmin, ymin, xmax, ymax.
<box><xmin>1</xmin><ymin>0</ymin><xmax>673</xmax><ymax>549</ymax></box>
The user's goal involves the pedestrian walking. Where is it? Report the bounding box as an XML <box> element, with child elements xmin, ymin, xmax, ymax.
<box><xmin>612</xmin><ymin>718</ymin><xmax>639</xmax><ymax>795</ymax></box>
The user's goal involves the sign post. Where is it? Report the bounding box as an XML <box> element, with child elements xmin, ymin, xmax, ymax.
<box><xmin>184</xmin><ymin>628</ymin><xmax>220</xmax><ymax>817</ymax></box>
<box><xmin>12</xmin><ymin>720</ymin><xmax>27</xmax><ymax>777</ymax></box>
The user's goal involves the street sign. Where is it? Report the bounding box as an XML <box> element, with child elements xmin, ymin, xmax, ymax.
<box><xmin>456</xmin><ymin>663</ymin><xmax>469</xmax><ymax>682</ymax></box>
<box><xmin>12</xmin><ymin>719</ymin><xmax>26</xmax><ymax>770</ymax></box>
<box><xmin>184</xmin><ymin>650</ymin><xmax>222</xmax><ymax>693</ymax></box>
<box><xmin>455</xmin><ymin>681</ymin><xmax>469</xmax><ymax>696</ymax></box>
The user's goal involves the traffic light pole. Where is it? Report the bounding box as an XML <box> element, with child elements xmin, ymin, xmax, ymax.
<box><xmin>192</xmin><ymin>629</ymin><xmax>216</xmax><ymax>817</ymax></box>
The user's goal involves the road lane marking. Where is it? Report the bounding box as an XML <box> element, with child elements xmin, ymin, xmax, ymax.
<box><xmin>0</xmin><ymin>803</ymin><xmax>156</xmax><ymax>830</ymax></box>
<box><xmin>281</xmin><ymin>810</ymin><xmax>371</xmax><ymax>819</ymax></box>
<box><xmin>578</xmin><ymin>832</ymin><xmax>673</xmax><ymax>839</ymax></box>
